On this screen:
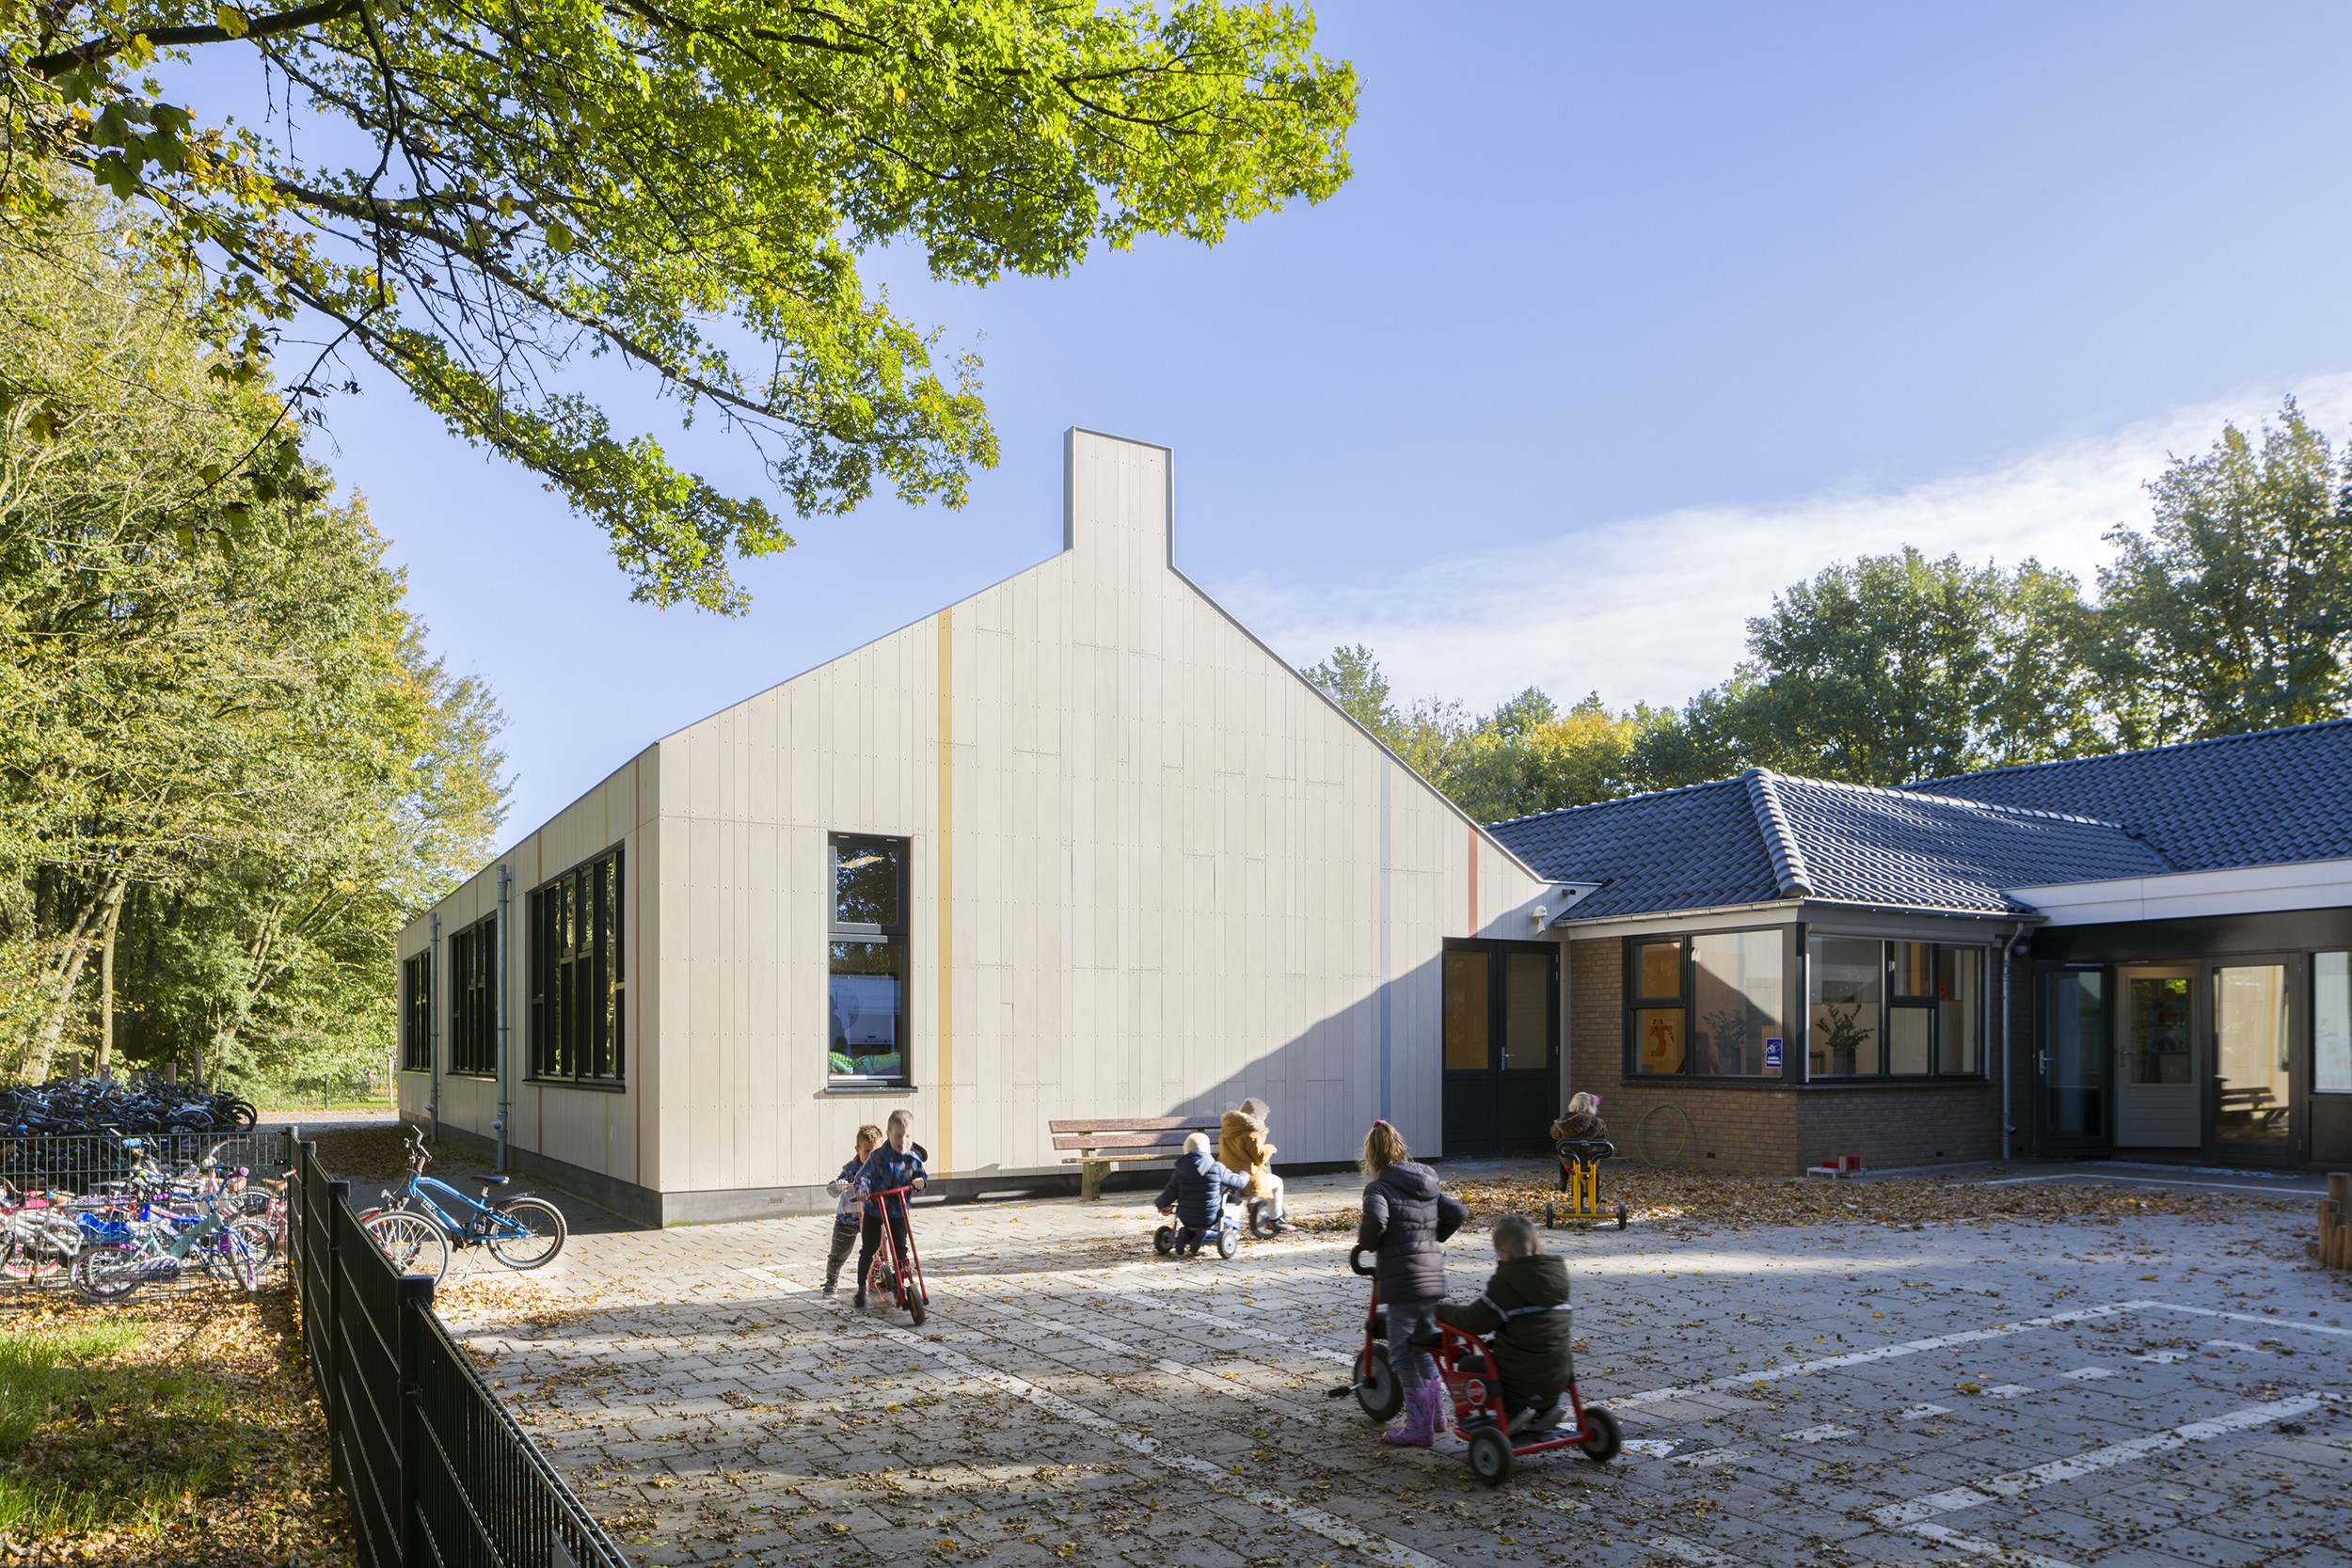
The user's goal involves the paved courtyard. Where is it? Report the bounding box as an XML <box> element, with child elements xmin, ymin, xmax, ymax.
<box><xmin>439</xmin><ymin>1167</ymin><xmax>2351</xmax><ymax>1568</ymax></box>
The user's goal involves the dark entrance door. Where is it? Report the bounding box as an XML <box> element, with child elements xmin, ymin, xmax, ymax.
<box><xmin>1441</xmin><ymin>940</ymin><xmax>1559</xmax><ymax>1159</ymax></box>
<box><xmin>2036</xmin><ymin>966</ymin><xmax>2110</xmax><ymax>1157</ymax></box>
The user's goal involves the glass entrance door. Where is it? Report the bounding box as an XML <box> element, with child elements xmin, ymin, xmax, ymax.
<box><xmin>2114</xmin><ymin>968</ymin><xmax>2198</xmax><ymax>1148</ymax></box>
<box><xmin>2212</xmin><ymin>959</ymin><xmax>2301</xmax><ymax>1161</ymax></box>
<box><xmin>1440</xmin><ymin>941</ymin><xmax>1560</xmax><ymax>1158</ymax></box>
<box><xmin>2038</xmin><ymin>969</ymin><xmax>2109</xmax><ymax>1156</ymax></box>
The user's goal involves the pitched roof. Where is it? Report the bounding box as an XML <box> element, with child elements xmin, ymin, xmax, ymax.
<box><xmin>1903</xmin><ymin>719</ymin><xmax>2352</xmax><ymax>875</ymax></box>
<box><xmin>1490</xmin><ymin>768</ymin><xmax>2170</xmax><ymax>922</ymax></box>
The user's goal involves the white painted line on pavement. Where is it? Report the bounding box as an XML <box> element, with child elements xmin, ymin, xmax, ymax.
<box><xmin>2129</xmin><ymin>1298</ymin><xmax>2352</xmax><ymax>1338</ymax></box>
<box><xmin>1105</xmin><ymin>1289</ymin><xmax>1358</xmax><ymax>1365</ymax></box>
<box><xmin>1620</xmin><ymin>1438</ymin><xmax>1681</xmax><ymax>1457</ymax></box>
<box><xmin>1781</xmin><ymin>1424</ymin><xmax>1856</xmax><ymax>1442</ymax></box>
<box><xmin>1979</xmin><ymin>1172</ymin><xmax>2314</xmax><ymax>1198</ymax></box>
<box><xmin>2057</xmin><ymin>1368</ymin><xmax>2109</xmax><ymax>1381</ymax></box>
<box><xmin>1896</xmin><ymin>1403</ymin><xmax>1951</xmax><ymax>1419</ymax></box>
<box><xmin>1870</xmin><ymin>1392</ymin><xmax>2332</xmax><ymax>1528</ymax></box>
<box><xmin>2202</xmin><ymin>1338</ymin><xmax>2257</xmax><ymax>1352</ymax></box>
<box><xmin>1612</xmin><ymin>1303</ymin><xmax>2136</xmax><ymax>1409</ymax></box>
<box><xmin>1906</xmin><ymin>1521</ymin><xmax>2084</xmax><ymax>1568</ymax></box>
<box><xmin>1984</xmin><ymin>1384</ymin><xmax>2036</xmax><ymax>1398</ymax></box>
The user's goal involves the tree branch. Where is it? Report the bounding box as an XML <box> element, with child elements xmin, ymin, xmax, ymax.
<box><xmin>28</xmin><ymin>0</ymin><xmax>363</xmax><ymax>79</ymax></box>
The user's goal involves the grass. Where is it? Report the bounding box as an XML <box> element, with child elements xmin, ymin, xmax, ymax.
<box><xmin>0</xmin><ymin>1290</ymin><xmax>353</xmax><ymax>1564</ymax></box>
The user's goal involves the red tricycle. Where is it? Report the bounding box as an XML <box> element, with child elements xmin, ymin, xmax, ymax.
<box><xmin>862</xmin><ymin>1184</ymin><xmax>930</xmax><ymax>1326</ymax></box>
<box><xmin>1336</xmin><ymin>1245</ymin><xmax>1620</xmax><ymax>1486</ymax></box>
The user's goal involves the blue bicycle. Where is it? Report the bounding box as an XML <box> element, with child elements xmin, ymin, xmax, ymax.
<box><xmin>358</xmin><ymin>1127</ymin><xmax>566</xmax><ymax>1283</ymax></box>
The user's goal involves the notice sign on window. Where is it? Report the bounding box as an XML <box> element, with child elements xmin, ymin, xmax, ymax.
<box><xmin>1764</xmin><ymin>1037</ymin><xmax>1784</xmax><ymax>1071</ymax></box>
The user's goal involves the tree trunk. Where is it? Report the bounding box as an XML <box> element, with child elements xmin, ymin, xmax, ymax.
<box><xmin>94</xmin><ymin>884</ymin><xmax>125</xmax><ymax>1076</ymax></box>
<box><xmin>24</xmin><ymin>878</ymin><xmax>122</xmax><ymax>1082</ymax></box>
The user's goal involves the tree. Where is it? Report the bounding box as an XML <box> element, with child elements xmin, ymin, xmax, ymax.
<box><xmin>5</xmin><ymin>2</ymin><xmax>1357</xmax><ymax>610</ymax></box>
<box><xmin>2097</xmin><ymin>398</ymin><xmax>2352</xmax><ymax>745</ymax></box>
<box><xmin>1629</xmin><ymin>548</ymin><xmax>2102</xmax><ymax>788</ymax></box>
<box><xmin>0</xmin><ymin>200</ymin><xmax>504</xmax><ymax>1083</ymax></box>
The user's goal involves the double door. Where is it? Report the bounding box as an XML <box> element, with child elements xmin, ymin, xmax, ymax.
<box><xmin>2035</xmin><ymin>957</ymin><xmax>2306</xmax><ymax>1164</ymax></box>
<box><xmin>1439</xmin><ymin>941</ymin><xmax>1560</xmax><ymax>1159</ymax></box>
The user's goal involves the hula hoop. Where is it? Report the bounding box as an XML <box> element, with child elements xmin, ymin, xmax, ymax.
<box><xmin>1633</xmin><ymin>1101</ymin><xmax>1692</xmax><ymax>1167</ymax></box>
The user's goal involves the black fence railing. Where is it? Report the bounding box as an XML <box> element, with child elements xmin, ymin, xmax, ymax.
<box><xmin>288</xmin><ymin>1139</ymin><xmax>630</xmax><ymax>1568</ymax></box>
<box><xmin>0</xmin><ymin>1127</ymin><xmax>296</xmax><ymax>1193</ymax></box>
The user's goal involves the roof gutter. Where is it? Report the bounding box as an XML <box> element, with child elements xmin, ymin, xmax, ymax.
<box><xmin>1556</xmin><ymin>896</ymin><xmax>2051</xmax><ymax>934</ymax></box>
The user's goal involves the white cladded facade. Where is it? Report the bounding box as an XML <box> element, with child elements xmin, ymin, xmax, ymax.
<box><xmin>397</xmin><ymin>430</ymin><xmax>1561</xmax><ymax>1223</ymax></box>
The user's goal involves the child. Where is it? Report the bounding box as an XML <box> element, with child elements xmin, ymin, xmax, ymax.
<box><xmin>851</xmin><ymin>1109</ymin><xmax>928</xmax><ymax>1308</ymax></box>
<box><xmin>1549</xmin><ymin>1091</ymin><xmax>1607</xmax><ymax>1146</ymax></box>
<box><xmin>1218</xmin><ymin>1097</ymin><xmax>1295</xmax><ymax>1232</ymax></box>
<box><xmin>822</xmin><ymin>1124</ymin><xmax>882</xmax><ymax>1295</ymax></box>
<box><xmin>1356</xmin><ymin>1119</ymin><xmax>1467</xmax><ymax>1447</ymax></box>
<box><xmin>1436</xmin><ymin>1212</ymin><xmax>1574</xmax><ymax>1433</ymax></box>
<box><xmin>1154</xmin><ymin>1132</ymin><xmax>1246</xmax><ymax>1256</ymax></box>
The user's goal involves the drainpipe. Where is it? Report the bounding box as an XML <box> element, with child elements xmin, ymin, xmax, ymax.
<box><xmin>496</xmin><ymin>864</ymin><xmax>513</xmax><ymax>1173</ymax></box>
<box><xmin>2000</xmin><ymin>920</ymin><xmax>2026</xmax><ymax>1162</ymax></box>
<box><xmin>428</xmin><ymin>911</ymin><xmax>442</xmax><ymax>1142</ymax></box>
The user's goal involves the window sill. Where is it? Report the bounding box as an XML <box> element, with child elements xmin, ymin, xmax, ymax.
<box><xmin>825</xmin><ymin>1082</ymin><xmax>915</xmax><ymax>1095</ymax></box>
<box><xmin>1616</xmin><ymin>1073</ymin><xmax>1787</xmax><ymax>1089</ymax></box>
<box><xmin>1795</xmin><ymin>1076</ymin><xmax>1990</xmax><ymax>1089</ymax></box>
<box><xmin>445</xmin><ymin>1070</ymin><xmax>498</xmax><ymax>1081</ymax></box>
<box><xmin>525</xmin><ymin>1078</ymin><xmax>628</xmax><ymax>1093</ymax></box>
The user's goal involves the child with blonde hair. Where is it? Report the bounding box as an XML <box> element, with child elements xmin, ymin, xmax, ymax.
<box><xmin>1356</xmin><ymin>1120</ymin><xmax>1467</xmax><ymax>1447</ymax></box>
<box><xmin>1155</xmin><ymin>1131</ymin><xmax>1247</xmax><ymax>1257</ymax></box>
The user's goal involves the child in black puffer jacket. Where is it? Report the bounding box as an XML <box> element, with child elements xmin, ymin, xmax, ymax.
<box><xmin>1356</xmin><ymin>1119</ymin><xmax>1467</xmax><ymax>1448</ymax></box>
<box><xmin>1156</xmin><ymin>1132</ymin><xmax>1246</xmax><ymax>1256</ymax></box>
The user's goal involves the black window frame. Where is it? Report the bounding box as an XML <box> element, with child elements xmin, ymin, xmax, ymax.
<box><xmin>828</xmin><ymin>833</ymin><xmax>911</xmax><ymax>1088</ymax></box>
<box><xmin>447</xmin><ymin>915</ymin><xmax>498</xmax><ymax>1079</ymax></box>
<box><xmin>1622</xmin><ymin>927</ymin><xmax>1791</xmax><ymax>1081</ymax></box>
<box><xmin>529</xmin><ymin>846</ymin><xmax>626</xmax><ymax>1089</ymax></box>
<box><xmin>1805</xmin><ymin>936</ymin><xmax>1990</xmax><ymax>1081</ymax></box>
<box><xmin>401</xmin><ymin>951</ymin><xmax>433</xmax><ymax>1073</ymax></box>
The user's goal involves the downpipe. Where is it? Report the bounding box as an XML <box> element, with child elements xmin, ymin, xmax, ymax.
<box><xmin>495</xmin><ymin>863</ymin><xmax>512</xmax><ymax>1173</ymax></box>
<box><xmin>428</xmin><ymin>911</ymin><xmax>442</xmax><ymax>1143</ymax></box>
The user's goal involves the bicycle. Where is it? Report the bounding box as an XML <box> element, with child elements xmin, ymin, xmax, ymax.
<box><xmin>72</xmin><ymin>1188</ymin><xmax>272</xmax><ymax>1299</ymax></box>
<box><xmin>358</xmin><ymin>1127</ymin><xmax>566</xmax><ymax>1283</ymax></box>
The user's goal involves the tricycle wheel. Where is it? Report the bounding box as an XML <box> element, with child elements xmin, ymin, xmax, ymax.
<box><xmin>1152</xmin><ymin>1225</ymin><xmax>1175</xmax><ymax>1256</ymax></box>
<box><xmin>908</xmin><ymin>1291</ymin><xmax>927</xmax><ymax>1326</ymax></box>
<box><xmin>1615</xmin><ymin>1205</ymin><xmax>1629</xmax><ymax>1231</ymax></box>
<box><xmin>1544</xmin><ymin>1202</ymin><xmax>1558</xmax><ymax>1228</ymax></box>
<box><xmin>1356</xmin><ymin>1345</ymin><xmax>1403</xmax><ymax>1421</ymax></box>
<box><xmin>1249</xmin><ymin>1204</ymin><xmax>1280</xmax><ymax>1239</ymax></box>
<box><xmin>1216</xmin><ymin>1227</ymin><xmax>1239</xmax><ymax>1260</ymax></box>
<box><xmin>1580</xmin><ymin>1405</ymin><xmax>1621</xmax><ymax>1463</ymax></box>
<box><xmin>1468</xmin><ymin>1426</ymin><xmax>1515</xmax><ymax>1488</ymax></box>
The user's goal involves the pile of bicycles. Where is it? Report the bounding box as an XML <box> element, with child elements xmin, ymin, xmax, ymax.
<box><xmin>0</xmin><ymin>1138</ymin><xmax>281</xmax><ymax>1300</ymax></box>
<box><xmin>0</xmin><ymin>1073</ymin><xmax>259</xmax><ymax>1137</ymax></box>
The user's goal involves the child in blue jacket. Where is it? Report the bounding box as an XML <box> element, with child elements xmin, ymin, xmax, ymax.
<box><xmin>851</xmin><ymin>1110</ymin><xmax>928</xmax><ymax>1308</ymax></box>
<box><xmin>822</xmin><ymin>1123</ymin><xmax>882</xmax><ymax>1295</ymax></box>
<box><xmin>1155</xmin><ymin>1132</ymin><xmax>1246</xmax><ymax>1256</ymax></box>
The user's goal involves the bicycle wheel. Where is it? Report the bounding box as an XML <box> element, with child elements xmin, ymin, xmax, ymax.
<box><xmin>202</xmin><ymin>1225</ymin><xmax>262</xmax><ymax>1291</ymax></box>
<box><xmin>362</xmin><ymin>1210</ymin><xmax>450</xmax><ymax>1282</ymax></box>
<box><xmin>0</xmin><ymin>1232</ymin><xmax>68</xmax><ymax>1283</ymax></box>
<box><xmin>72</xmin><ymin>1242</ymin><xmax>147</xmax><ymax>1302</ymax></box>
<box><xmin>228</xmin><ymin>1216</ymin><xmax>276</xmax><ymax>1274</ymax></box>
<box><xmin>485</xmin><ymin>1196</ymin><xmax>565</xmax><ymax>1270</ymax></box>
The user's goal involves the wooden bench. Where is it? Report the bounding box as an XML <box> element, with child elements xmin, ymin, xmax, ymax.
<box><xmin>1051</xmin><ymin>1116</ymin><xmax>1221</xmax><ymax>1201</ymax></box>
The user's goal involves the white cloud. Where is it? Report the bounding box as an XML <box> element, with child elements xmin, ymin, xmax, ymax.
<box><xmin>1210</xmin><ymin>374</ymin><xmax>2352</xmax><ymax>717</ymax></box>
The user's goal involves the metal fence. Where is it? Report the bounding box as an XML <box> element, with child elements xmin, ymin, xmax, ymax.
<box><xmin>289</xmin><ymin>1139</ymin><xmax>630</xmax><ymax>1568</ymax></box>
<box><xmin>0</xmin><ymin>1127</ymin><xmax>296</xmax><ymax>1193</ymax></box>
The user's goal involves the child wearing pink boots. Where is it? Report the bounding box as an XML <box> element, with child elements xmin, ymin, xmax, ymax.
<box><xmin>1354</xmin><ymin>1119</ymin><xmax>1467</xmax><ymax>1447</ymax></box>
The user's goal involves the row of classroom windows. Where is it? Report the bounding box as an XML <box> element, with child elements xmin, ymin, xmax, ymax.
<box><xmin>401</xmin><ymin>848</ymin><xmax>627</xmax><ymax>1085</ymax></box>
<box><xmin>1623</xmin><ymin>929</ymin><xmax>1987</xmax><ymax>1081</ymax></box>
<box><xmin>399</xmin><ymin>836</ymin><xmax>917</xmax><ymax>1090</ymax></box>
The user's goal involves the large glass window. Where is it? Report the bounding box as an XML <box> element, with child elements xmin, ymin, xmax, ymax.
<box><xmin>447</xmin><ymin>916</ymin><xmax>498</xmax><ymax>1078</ymax></box>
<box><xmin>402</xmin><ymin>953</ymin><xmax>433</xmax><ymax>1072</ymax></box>
<box><xmin>1626</xmin><ymin>931</ymin><xmax>1781</xmax><ymax>1078</ymax></box>
<box><xmin>2320</xmin><ymin>952</ymin><xmax>2352</xmax><ymax>1097</ymax></box>
<box><xmin>1443</xmin><ymin>950</ymin><xmax>1492</xmax><ymax>1069</ymax></box>
<box><xmin>830</xmin><ymin>836</ymin><xmax>908</xmax><ymax>1085</ymax></box>
<box><xmin>1807</xmin><ymin>937</ymin><xmax>1987</xmax><ymax>1079</ymax></box>
<box><xmin>530</xmin><ymin>847</ymin><xmax>625</xmax><ymax>1085</ymax></box>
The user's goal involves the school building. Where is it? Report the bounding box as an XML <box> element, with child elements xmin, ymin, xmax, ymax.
<box><xmin>1486</xmin><ymin>727</ymin><xmax>2352</xmax><ymax>1175</ymax></box>
<box><xmin>398</xmin><ymin>427</ymin><xmax>2352</xmax><ymax>1221</ymax></box>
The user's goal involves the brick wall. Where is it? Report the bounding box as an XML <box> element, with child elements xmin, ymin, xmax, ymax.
<box><xmin>1568</xmin><ymin>933</ymin><xmax>2019</xmax><ymax>1175</ymax></box>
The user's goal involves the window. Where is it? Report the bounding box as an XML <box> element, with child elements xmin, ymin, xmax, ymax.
<box><xmin>1806</xmin><ymin>937</ymin><xmax>1987</xmax><ymax>1079</ymax></box>
<box><xmin>2320</xmin><ymin>952</ymin><xmax>2352</xmax><ymax>1096</ymax></box>
<box><xmin>530</xmin><ymin>848</ymin><xmax>624</xmax><ymax>1085</ymax></box>
<box><xmin>1625</xmin><ymin>931</ymin><xmax>1783</xmax><ymax>1078</ymax></box>
<box><xmin>447</xmin><ymin>917</ymin><xmax>498</xmax><ymax>1077</ymax></box>
<box><xmin>829</xmin><ymin>835</ymin><xmax>909</xmax><ymax>1085</ymax></box>
<box><xmin>402</xmin><ymin>953</ymin><xmax>432</xmax><ymax>1072</ymax></box>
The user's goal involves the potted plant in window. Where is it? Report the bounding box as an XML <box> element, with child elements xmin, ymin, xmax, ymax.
<box><xmin>1702</xmin><ymin>1006</ymin><xmax>1755</xmax><ymax>1075</ymax></box>
<box><xmin>1819</xmin><ymin>1000</ymin><xmax>1869</xmax><ymax>1077</ymax></box>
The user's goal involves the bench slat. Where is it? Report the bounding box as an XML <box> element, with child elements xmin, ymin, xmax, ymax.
<box><xmin>1047</xmin><ymin>1117</ymin><xmax>1217</xmax><ymax>1133</ymax></box>
<box><xmin>1052</xmin><ymin>1132</ymin><xmax>1198</xmax><ymax>1151</ymax></box>
<box><xmin>1060</xmin><ymin>1152</ymin><xmax>1186</xmax><ymax>1164</ymax></box>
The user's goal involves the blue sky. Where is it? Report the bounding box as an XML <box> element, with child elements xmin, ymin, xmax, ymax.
<box><xmin>301</xmin><ymin>3</ymin><xmax>2352</xmax><ymax>832</ymax></box>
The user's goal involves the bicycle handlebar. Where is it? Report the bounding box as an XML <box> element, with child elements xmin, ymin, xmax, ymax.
<box><xmin>1348</xmin><ymin>1245</ymin><xmax>1375</xmax><ymax>1278</ymax></box>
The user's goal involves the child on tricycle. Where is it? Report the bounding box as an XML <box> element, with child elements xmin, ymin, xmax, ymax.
<box><xmin>1153</xmin><ymin>1132</ymin><xmax>1247</xmax><ymax>1259</ymax></box>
